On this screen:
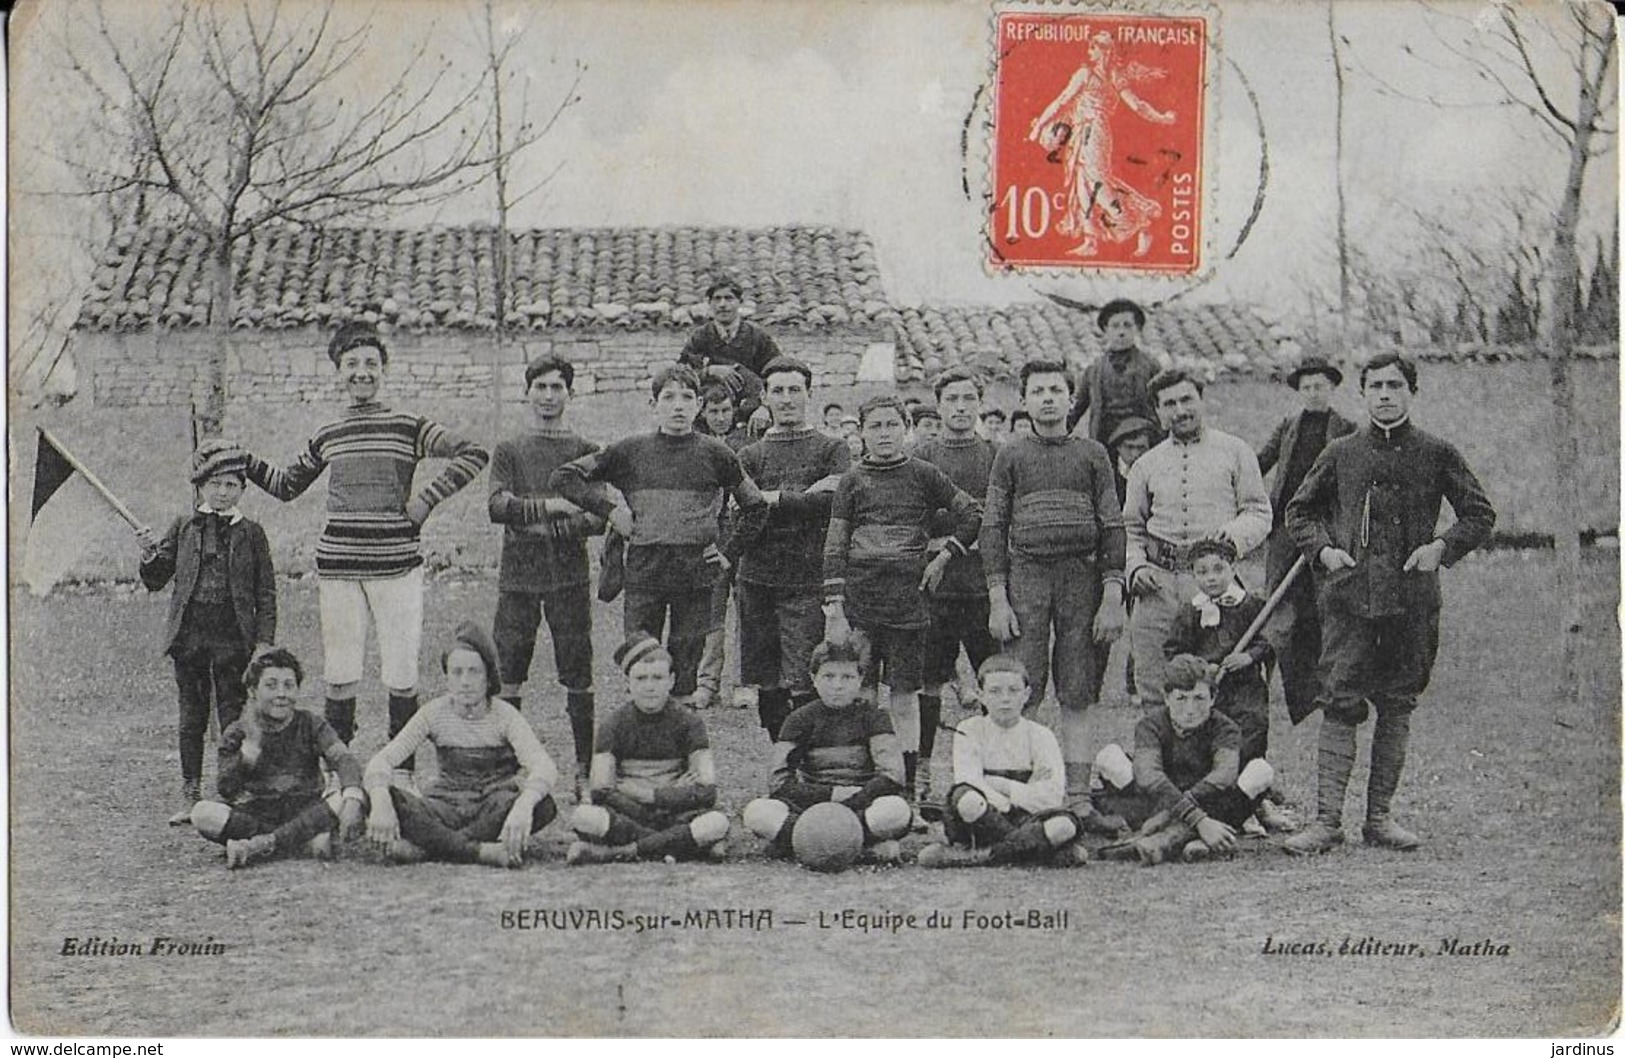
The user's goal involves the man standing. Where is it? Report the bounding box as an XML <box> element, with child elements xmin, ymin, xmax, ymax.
<box><xmin>1067</xmin><ymin>298</ymin><xmax>1165</xmax><ymax>444</ymax></box>
<box><xmin>1283</xmin><ymin>352</ymin><xmax>1494</xmax><ymax>854</ymax></box>
<box><xmin>984</xmin><ymin>360</ymin><xmax>1127</xmax><ymax>805</ymax></box>
<box><xmin>1123</xmin><ymin>368</ymin><xmax>1271</xmax><ymax>710</ymax></box>
<box><xmin>913</xmin><ymin>367</ymin><xmax>1000</xmax><ymax>799</ymax></box>
<box><xmin>1256</xmin><ymin>355</ymin><xmax>1356</xmax><ymax>724</ymax></box>
<box><xmin>735</xmin><ymin>357</ymin><xmax>850</xmax><ymax>740</ymax></box>
<box><xmin>679</xmin><ymin>277</ymin><xmax>781</xmax><ymax>430</ymax></box>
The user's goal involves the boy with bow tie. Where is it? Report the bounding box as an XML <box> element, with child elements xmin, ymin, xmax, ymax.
<box><xmin>1162</xmin><ymin>536</ymin><xmax>1295</xmax><ymax>831</ymax></box>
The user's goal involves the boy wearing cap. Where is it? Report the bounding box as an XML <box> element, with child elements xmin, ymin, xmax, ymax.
<box><xmin>365</xmin><ymin>621</ymin><xmax>561</xmax><ymax>867</ymax></box>
<box><xmin>567</xmin><ymin>634</ymin><xmax>731</xmax><ymax>864</ymax></box>
<box><xmin>488</xmin><ymin>355</ymin><xmax>604</xmax><ymax>791</ymax></box>
<box><xmin>189</xmin><ymin>648</ymin><xmax>365</xmax><ymax>868</ymax></box>
<box><xmin>137</xmin><ymin>442</ymin><xmax>277</xmax><ymax>825</ymax></box>
<box><xmin>1066</xmin><ymin>299</ymin><xmax>1165</xmax><ymax>444</ymax></box>
<box><xmin>237</xmin><ymin>322</ymin><xmax>489</xmax><ymax>753</ymax></box>
<box><xmin>1256</xmin><ymin>355</ymin><xmax>1356</xmax><ymax>724</ymax></box>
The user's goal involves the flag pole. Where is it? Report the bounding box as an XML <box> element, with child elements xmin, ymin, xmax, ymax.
<box><xmin>36</xmin><ymin>426</ymin><xmax>143</xmax><ymax>530</ymax></box>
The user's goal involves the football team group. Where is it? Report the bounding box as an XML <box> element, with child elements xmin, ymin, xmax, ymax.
<box><xmin>134</xmin><ymin>280</ymin><xmax>1496</xmax><ymax>872</ymax></box>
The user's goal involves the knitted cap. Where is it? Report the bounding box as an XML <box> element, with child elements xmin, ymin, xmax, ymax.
<box><xmin>613</xmin><ymin>631</ymin><xmax>667</xmax><ymax>675</ymax></box>
<box><xmin>191</xmin><ymin>440</ymin><xmax>249</xmax><ymax>485</ymax></box>
<box><xmin>328</xmin><ymin>322</ymin><xmax>389</xmax><ymax>367</ymax></box>
<box><xmin>1189</xmin><ymin>536</ymin><xmax>1238</xmax><ymax>565</ymax></box>
<box><xmin>445</xmin><ymin>620</ymin><xmax>502</xmax><ymax>697</ymax></box>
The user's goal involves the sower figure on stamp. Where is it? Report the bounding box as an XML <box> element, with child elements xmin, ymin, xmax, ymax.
<box><xmin>982</xmin><ymin>360</ymin><xmax>1127</xmax><ymax>816</ymax></box>
<box><xmin>238</xmin><ymin>322</ymin><xmax>488</xmax><ymax>758</ymax></box>
<box><xmin>1123</xmin><ymin>368</ymin><xmax>1271</xmax><ymax>711</ymax></box>
<box><xmin>1255</xmin><ymin>354</ymin><xmax>1356</xmax><ymax>726</ymax></box>
<box><xmin>1283</xmin><ymin>352</ymin><xmax>1494</xmax><ymax>855</ymax></box>
<box><xmin>487</xmin><ymin>355</ymin><xmax>605</xmax><ymax>795</ymax></box>
<box><xmin>734</xmin><ymin>357</ymin><xmax>849</xmax><ymax>740</ymax></box>
<box><xmin>1065</xmin><ymin>299</ymin><xmax>1165</xmax><ymax>445</ymax></box>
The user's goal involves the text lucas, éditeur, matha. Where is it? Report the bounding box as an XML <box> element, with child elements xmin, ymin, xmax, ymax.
<box><xmin>1260</xmin><ymin>935</ymin><xmax>1512</xmax><ymax>957</ymax></box>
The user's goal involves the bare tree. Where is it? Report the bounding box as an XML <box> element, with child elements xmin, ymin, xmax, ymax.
<box><xmin>471</xmin><ymin>0</ymin><xmax>583</xmax><ymax>435</ymax></box>
<box><xmin>54</xmin><ymin>0</ymin><xmax>572</xmax><ymax>434</ymax></box>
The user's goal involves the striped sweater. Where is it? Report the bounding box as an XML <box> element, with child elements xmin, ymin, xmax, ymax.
<box><xmin>823</xmin><ymin>454</ymin><xmax>980</xmax><ymax>628</ymax></box>
<box><xmin>247</xmin><ymin>402</ymin><xmax>488</xmax><ymax>579</ymax></box>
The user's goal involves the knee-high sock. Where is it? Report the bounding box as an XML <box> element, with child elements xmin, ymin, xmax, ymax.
<box><xmin>636</xmin><ymin>823</ymin><xmax>699</xmax><ymax>860</ymax></box>
<box><xmin>566</xmin><ymin>691</ymin><xmax>595</xmax><ymax>766</ymax></box>
<box><xmin>1366</xmin><ymin>711</ymin><xmax>1411</xmax><ymax>821</ymax></box>
<box><xmin>918</xmin><ymin>693</ymin><xmax>942</xmax><ymax>759</ymax></box>
<box><xmin>388</xmin><ymin>694</ymin><xmax>420</xmax><ymax>771</ymax></box>
<box><xmin>1315</xmin><ymin>717</ymin><xmax>1359</xmax><ymax>826</ymax></box>
<box><xmin>902</xmin><ymin>751</ymin><xmax>918</xmax><ymax>794</ymax></box>
<box><xmin>987</xmin><ymin>818</ymin><xmax>1055</xmax><ymax>865</ymax></box>
<box><xmin>325</xmin><ymin>697</ymin><xmax>357</xmax><ymax>744</ymax></box>
<box><xmin>888</xmin><ymin>690</ymin><xmax>921</xmax><ymax>758</ymax></box>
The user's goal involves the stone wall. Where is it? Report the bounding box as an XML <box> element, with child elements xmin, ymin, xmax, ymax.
<box><xmin>74</xmin><ymin>324</ymin><xmax>895</xmax><ymax>407</ymax></box>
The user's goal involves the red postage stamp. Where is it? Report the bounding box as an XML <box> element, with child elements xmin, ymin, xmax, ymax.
<box><xmin>988</xmin><ymin>9</ymin><xmax>1209</xmax><ymax>274</ymax></box>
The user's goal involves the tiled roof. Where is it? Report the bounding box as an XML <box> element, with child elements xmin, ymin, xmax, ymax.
<box><xmin>74</xmin><ymin>224</ymin><xmax>893</xmax><ymax>332</ymax></box>
<box><xmin>891</xmin><ymin>301</ymin><xmax>1294</xmax><ymax>382</ymax></box>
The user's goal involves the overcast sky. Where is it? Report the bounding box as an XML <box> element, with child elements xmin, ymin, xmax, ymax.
<box><xmin>10</xmin><ymin>0</ymin><xmax>1618</xmax><ymax>335</ymax></box>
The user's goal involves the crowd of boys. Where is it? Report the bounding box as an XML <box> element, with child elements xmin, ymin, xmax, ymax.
<box><xmin>136</xmin><ymin>286</ymin><xmax>1494</xmax><ymax>869</ymax></box>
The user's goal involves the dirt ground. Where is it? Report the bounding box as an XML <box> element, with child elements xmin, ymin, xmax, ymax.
<box><xmin>7</xmin><ymin>552</ymin><xmax>1620</xmax><ymax>1037</ymax></box>
<box><xmin>6</xmin><ymin>549</ymin><xmax>1618</xmax><ymax>1040</ymax></box>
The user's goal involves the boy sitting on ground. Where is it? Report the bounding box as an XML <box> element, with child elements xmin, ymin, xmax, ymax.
<box><xmin>1093</xmin><ymin>654</ymin><xmax>1278</xmax><ymax>865</ymax></box>
<box><xmin>1163</xmin><ymin>536</ymin><xmax>1297</xmax><ymax>832</ymax></box>
<box><xmin>567</xmin><ymin>634</ymin><xmax>731</xmax><ymax>864</ymax></box>
<box><xmin>190</xmin><ymin>648</ymin><xmax>365</xmax><ymax>868</ymax></box>
<box><xmin>917</xmin><ymin>655</ymin><xmax>1091</xmax><ymax>868</ymax></box>
<box><xmin>742</xmin><ymin>633</ymin><xmax>912</xmax><ymax>864</ymax></box>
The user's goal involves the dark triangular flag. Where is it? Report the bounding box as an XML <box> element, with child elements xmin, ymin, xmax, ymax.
<box><xmin>31</xmin><ymin>429</ymin><xmax>77</xmax><ymax>521</ymax></box>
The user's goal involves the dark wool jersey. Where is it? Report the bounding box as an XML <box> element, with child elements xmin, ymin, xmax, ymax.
<box><xmin>1164</xmin><ymin>590</ymin><xmax>1273</xmax><ymax>685</ymax></box>
<box><xmin>913</xmin><ymin>435</ymin><xmax>997</xmax><ymax>598</ymax></box>
<box><xmin>776</xmin><ymin>700</ymin><xmax>895</xmax><ymax>786</ymax></box>
<box><xmin>247</xmin><ymin>401</ymin><xmax>488</xmax><ymax>579</ymax></box>
<box><xmin>823</xmin><ymin>455</ymin><xmax>980</xmax><ymax>629</ymax></box>
<box><xmin>980</xmin><ymin>433</ymin><xmax>1126</xmax><ymax>586</ymax></box>
<box><xmin>218</xmin><ymin>710</ymin><xmax>362</xmax><ymax>807</ymax></box>
<box><xmin>737</xmin><ymin>428</ymin><xmax>851</xmax><ymax>589</ymax></box>
<box><xmin>1069</xmin><ymin>346</ymin><xmax>1163</xmax><ymax>442</ymax></box>
<box><xmin>552</xmin><ymin>431</ymin><xmax>759</xmax><ymax>591</ymax></box>
<box><xmin>596</xmin><ymin>702</ymin><xmax>711</xmax><ymax>786</ymax></box>
<box><xmin>488</xmin><ymin>426</ymin><xmax>601</xmax><ymax>592</ymax></box>
<box><xmin>1134</xmin><ymin>707</ymin><xmax>1241</xmax><ymax>824</ymax></box>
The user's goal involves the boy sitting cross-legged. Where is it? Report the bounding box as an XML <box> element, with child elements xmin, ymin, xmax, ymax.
<box><xmin>916</xmin><ymin>655</ymin><xmax>1092</xmax><ymax>868</ymax></box>
<box><xmin>567</xmin><ymin>634</ymin><xmax>732</xmax><ymax>864</ymax></box>
<box><xmin>189</xmin><ymin>648</ymin><xmax>366</xmax><ymax>869</ymax></box>
<box><xmin>1093</xmin><ymin>654</ymin><xmax>1279</xmax><ymax>865</ymax></box>
<box><xmin>742</xmin><ymin>632</ymin><xmax>913</xmax><ymax>865</ymax></box>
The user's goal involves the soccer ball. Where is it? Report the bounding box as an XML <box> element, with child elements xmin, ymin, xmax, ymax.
<box><xmin>791</xmin><ymin>802</ymin><xmax>865</xmax><ymax>873</ymax></box>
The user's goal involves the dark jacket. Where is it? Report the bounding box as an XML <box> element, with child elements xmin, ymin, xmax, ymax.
<box><xmin>1258</xmin><ymin>408</ymin><xmax>1356</xmax><ymax>585</ymax></box>
<box><xmin>1285</xmin><ymin>420</ymin><xmax>1495</xmax><ymax>618</ymax></box>
<box><xmin>140</xmin><ymin>512</ymin><xmax>277</xmax><ymax>654</ymax></box>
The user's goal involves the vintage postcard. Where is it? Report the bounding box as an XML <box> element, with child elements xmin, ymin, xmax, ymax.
<box><xmin>7</xmin><ymin>0</ymin><xmax>1619</xmax><ymax>1043</ymax></box>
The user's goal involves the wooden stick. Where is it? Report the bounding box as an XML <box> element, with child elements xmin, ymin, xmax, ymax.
<box><xmin>37</xmin><ymin>426</ymin><xmax>143</xmax><ymax>530</ymax></box>
<box><xmin>1233</xmin><ymin>553</ymin><xmax>1308</xmax><ymax>656</ymax></box>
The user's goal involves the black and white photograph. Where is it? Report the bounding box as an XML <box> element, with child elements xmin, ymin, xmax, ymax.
<box><xmin>6</xmin><ymin>0</ymin><xmax>1620</xmax><ymax>1040</ymax></box>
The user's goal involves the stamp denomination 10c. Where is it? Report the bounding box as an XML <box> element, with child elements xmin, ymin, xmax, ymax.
<box><xmin>988</xmin><ymin>9</ymin><xmax>1209</xmax><ymax>275</ymax></box>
